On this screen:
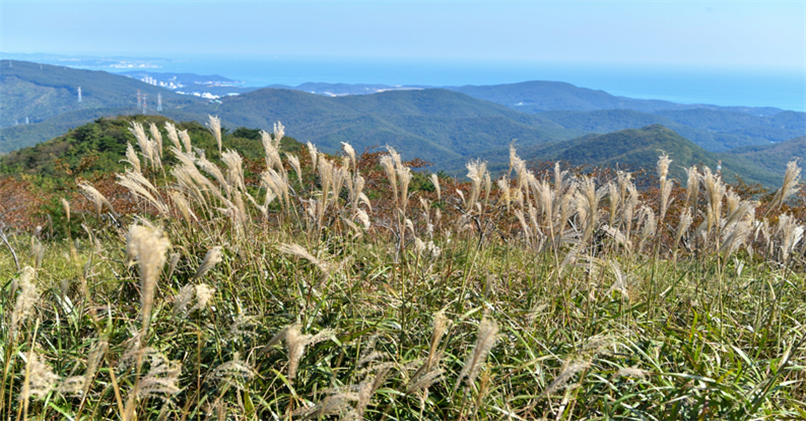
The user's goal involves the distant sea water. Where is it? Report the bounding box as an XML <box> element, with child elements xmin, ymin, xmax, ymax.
<box><xmin>115</xmin><ymin>56</ymin><xmax>805</xmax><ymax>112</ymax></box>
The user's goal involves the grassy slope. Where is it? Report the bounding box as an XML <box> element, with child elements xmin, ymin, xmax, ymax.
<box><xmin>2</xmin><ymin>117</ymin><xmax>805</xmax><ymax>420</ymax></box>
<box><xmin>728</xmin><ymin>135</ymin><xmax>806</xmax><ymax>174</ymax></box>
<box><xmin>0</xmin><ymin>60</ymin><xmax>200</xmax><ymax>128</ymax></box>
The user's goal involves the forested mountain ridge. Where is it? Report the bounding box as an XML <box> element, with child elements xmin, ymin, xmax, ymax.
<box><xmin>441</xmin><ymin>125</ymin><xmax>781</xmax><ymax>187</ymax></box>
<box><xmin>178</xmin><ymin>87</ymin><xmax>582</xmax><ymax>166</ymax></box>
<box><xmin>0</xmin><ymin>60</ymin><xmax>203</xmax><ymax>128</ymax></box>
<box><xmin>533</xmin><ymin>109</ymin><xmax>806</xmax><ymax>152</ymax></box>
<box><xmin>449</xmin><ymin>80</ymin><xmax>785</xmax><ymax>115</ymax></box>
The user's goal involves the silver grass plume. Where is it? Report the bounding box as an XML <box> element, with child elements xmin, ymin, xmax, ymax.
<box><xmin>167</xmin><ymin>252</ymin><xmax>181</xmax><ymax>281</ymax></box>
<box><xmin>607</xmin><ymin>260</ymin><xmax>630</xmax><ymax>299</ymax></box>
<box><xmin>410</xmin><ymin>309</ymin><xmax>451</xmax><ymax>394</ymax></box>
<box><xmin>212</xmin><ymin>352</ymin><xmax>255</xmax><ymax>391</ymax></box>
<box><xmin>726</xmin><ymin>189</ymin><xmax>741</xmax><ymax>218</ymax></box>
<box><xmin>20</xmin><ymin>351</ymin><xmax>60</xmax><ymax>402</ymax></box>
<box><xmin>355</xmin><ymin>209</ymin><xmax>371</xmax><ymax>230</ymax></box>
<box><xmin>284</xmin><ymin>324</ymin><xmax>335</xmax><ymax>382</ymax></box>
<box><xmin>135</xmin><ymin>350</ymin><xmax>181</xmax><ymax>402</ymax></box>
<box><xmin>117</xmin><ymin>169</ymin><xmax>169</xmax><ymax>215</ymax></box>
<box><xmin>777</xmin><ymin>213</ymin><xmax>804</xmax><ymax>263</ymax></box>
<box><xmin>122</xmin><ymin>142</ymin><xmax>141</xmax><ymax>174</ymax></box>
<box><xmin>193</xmin><ymin>246</ymin><xmax>224</xmax><ymax>280</ymax></box>
<box><xmin>466</xmin><ymin>159</ymin><xmax>487</xmax><ymax>209</ymax></box>
<box><xmin>607</xmin><ymin>182</ymin><xmax>620</xmax><ymax>227</ymax></box>
<box><xmin>769</xmin><ymin>160</ymin><xmax>801</xmax><ymax>213</ymax></box>
<box><xmin>206</xmin><ymin>115</ymin><xmax>222</xmax><ymax>153</ymax></box>
<box><xmin>149</xmin><ymin>122</ymin><xmax>163</xmax><ymax>153</ymax></box>
<box><xmin>674</xmin><ymin>208</ymin><xmax>693</xmax><ymax>248</ymax></box>
<box><xmin>453</xmin><ymin>315</ymin><xmax>498</xmax><ymax>392</ymax></box>
<box><xmin>77</xmin><ymin>182</ymin><xmax>116</xmax><ymax>216</ymax></box>
<box><xmin>129</xmin><ymin>122</ymin><xmax>161</xmax><ymax>170</ymax></box>
<box><xmin>169</xmin><ymin>190</ymin><xmax>196</xmax><ymax>223</ymax></box>
<box><xmin>623</xmin><ymin>181</ymin><xmax>639</xmax><ymax>240</ymax></box>
<box><xmin>603</xmin><ymin>225</ymin><xmax>632</xmax><ymax>254</ymax></box>
<box><xmin>306</xmin><ymin>141</ymin><xmax>318</xmax><ymax>172</ymax></box>
<box><xmin>657</xmin><ymin>153</ymin><xmax>671</xmax><ymax>181</ymax></box>
<box><xmin>260</xmin><ymin>129</ymin><xmax>283</xmax><ymax>171</ymax></box>
<box><xmin>614</xmin><ymin>367</ymin><xmax>649</xmax><ymax>379</ymax></box>
<box><xmin>342</xmin><ymin>141</ymin><xmax>357</xmax><ymax>171</ymax></box>
<box><xmin>127</xmin><ymin>224</ymin><xmax>171</xmax><ymax>332</ymax></box>
<box><xmin>398</xmin><ymin>165</ymin><xmax>413</xmax><ymax>214</ymax></box>
<box><xmin>577</xmin><ymin>176</ymin><xmax>603</xmax><ymax>243</ymax></box>
<box><xmin>273</xmin><ymin>121</ymin><xmax>285</xmax><ymax>146</ymax></box>
<box><xmin>197</xmin><ymin>156</ymin><xmax>231</xmax><ymax>199</ymax></box>
<box><xmin>542</xmin><ymin>361</ymin><xmax>590</xmax><ymax>397</ymax></box>
<box><xmin>657</xmin><ymin>154</ymin><xmax>673</xmax><ymax>223</ymax></box>
<box><xmin>701</xmin><ymin>167</ymin><xmax>726</xmax><ymax>234</ymax></box>
<box><xmin>60</xmin><ymin>198</ymin><xmax>70</xmax><ymax>222</ymax></box>
<box><xmin>278</xmin><ymin>243</ymin><xmax>330</xmax><ymax>273</ymax></box>
<box><xmin>430</xmin><ymin>174</ymin><xmax>442</xmax><ymax>201</ymax></box>
<box><xmin>221</xmin><ymin>149</ymin><xmax>246</xmax><ymax>192</ymax></box>
<box><xmin>261</xmin><ymin>169</ymin><xmax>289</xmax><ymax>210</ymax></box>
<box><xmin>638</xmin><ymin>206</ymin><xmax>657</xmax><ymax>253</ymax></box>
<box><xmin>10</xmin><ymin>266</ymin><xmax>38</xmax><ymax>337</ymax></box>
<box><xmin>497</xmin><ymin>177</ymin><xmax>511</xmax><ymax>211</ymax></box>
<box><xmin>685</xmin><ymin>166</ymin><xmax>700</xmax><ymax>209</ymax></box>
<box><xmin>31</xmin><ymin>237</ymin><xmax>45</xmax><ymax>269</ymax></box>
<box><xmin>178</xmin><ymin>129</ymin><xmax>193</xmax><ymax>154</ymax></box>
<box><xmin>380</xmin><ymin>155</ymin><xmax>398</xmax><ymax>206</ymax></box>
<box><xmin>164</xmin><ymin>122</ymin><xmax>181</xmax><ymax>151</ymax></box>
<box><xmin>286</xmin><ymin>153</ymin><xmax>303</xmax><ymax>186</ymax></box>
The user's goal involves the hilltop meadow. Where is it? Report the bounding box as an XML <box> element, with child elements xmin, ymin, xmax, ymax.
<box><xmin>1</xmin><ymin>116</ymin><xmax>806</xmax><ymax>420</ymax></box>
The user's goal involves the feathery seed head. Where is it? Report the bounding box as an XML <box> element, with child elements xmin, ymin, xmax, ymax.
<box><xmin>657</xmin><ymin>153</ymin><xmax>672</xmax><ymax>182</ymax></box>
<box><xmin>206</xmin><ymin>115</ymin><xmax>222</xmax><ymax>152</ymax></box>
<box><xmin>453</xmin><ymin>315</ymin><xmax>498</xmax><ymax>391</ymax></box>
<box><xmin>193</xmin><ymin>246</ymin><xmax>224</xmax><ymax>280</ymax></box>
<box><xmin>122</xmin><ymin>142</ymin><xmax>141</xmax><ymax>174</ymax></box>
<box><xmin>341</xmin><ymin>142</ymin><xmax>357</xmax><ymax>170</ymax></box>
<box><xmin>11</xmin><ymin>266</ymin><xmax>38</xmax><ymax>337</ymax></box>
<box><xmin>149</xmin><ymin>122</ymin><xmax>163</xmax><ymax>153</ymax></box>
<box><xmin>164</xmin><ymin>122</ymin><xmax>181</xmax><ymax>151</ymax></box>
<box><xmin>127</xmin><ymin>224</ymin><xmax>171</xmax><ymax>330</ymax></box>
<box><xmin>60</xmin><ymin>198</ymin><xmax>70</xmax><ymax>222</ymax></box>
<box><xmin>769</xmin><ymin>160</ymin><xmax>802</xmax><ymax>213</ymax></box>
<box><xmin>178</xmin><ymin>129</ymin><xmax>193</xmax><ymax>153</ymax></box>
<box><xmin>306</xmin><ymin>142</ymin><xmax>318</xmax><ymax>171</ymax></box>
<box><xmin>21</xmin><ymin>351</ymin><xmax>60</xmax><ymax>401</ymax></box>
<box><xmin>285</xmin><ymin>324</ymin><xmax>335</xmax><ymax>382</ymax></box>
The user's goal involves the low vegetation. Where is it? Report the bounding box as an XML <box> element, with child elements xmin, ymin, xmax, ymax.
<box><xmin>1</xmin><ymin>116</ymin><xmax>805</xmax><ymax>420</ymax></box>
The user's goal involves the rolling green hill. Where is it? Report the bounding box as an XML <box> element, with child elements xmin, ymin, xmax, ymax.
<box><xmin>538</xmin><ymin>125</ymin><xmax>780</xmax><ymax>186</ymax></box>
<box><xmin>442</xmin><ymin>125</ymin><xmax>781</xmax><ymax>187</ymax></box>
<box><xmin>532</xmin><ymin>109</ymin><xmax>782</xmax><ymax>152</ymax></box>
<box><xmin>181</xmin><ymin>88</ymin><xmax>582</xmax><ymax>166</ymax></box>
<box><xmin>728</xmin><ymin>136</ymin><xmax>806</xmax><ymax>175</ymax></box>
<box><xmin>0</xmin><ymin>115</ymin><xmax>302</xmax><ymax>182</ymax></box>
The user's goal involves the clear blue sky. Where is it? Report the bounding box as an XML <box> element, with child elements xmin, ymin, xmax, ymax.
<box><xmin>1</xmin><ymin>1</ymin><xmax>804</xmax><ymax>73</ymax></box>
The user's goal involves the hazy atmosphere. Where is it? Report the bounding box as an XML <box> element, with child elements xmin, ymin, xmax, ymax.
<box><xmin>2</xmin><ymin>1</ymin><xmax>805</xmax><ymax>109</ymax></box>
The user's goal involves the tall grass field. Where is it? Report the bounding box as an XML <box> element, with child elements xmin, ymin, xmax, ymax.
<box><xmin>1</xmin><ymin>116</ymin><xmax>805</xmax><ymax>420</ymax></box>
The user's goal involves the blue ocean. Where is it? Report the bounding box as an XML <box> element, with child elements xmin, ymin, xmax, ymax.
<box><xmin>125</xmin><ymin>56</ymin><xmax>806</xmax><ymax>112</ymax></box>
